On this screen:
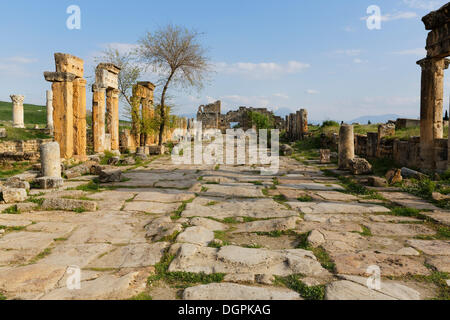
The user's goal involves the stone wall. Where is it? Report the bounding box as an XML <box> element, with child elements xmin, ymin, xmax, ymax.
<box><xmin>285</xmin><ymin>109</ymin><xmax>308</xmax><ymax>141</ymax></box>
<box><xmin>0</xmin><ymin>139</ymin><xmax>53</xmax><ymax>161</ymax></box>
<box><xmin>321</xmin><ymin>128</ymin><xmax>448</xmax><ymax>171</ymax></box>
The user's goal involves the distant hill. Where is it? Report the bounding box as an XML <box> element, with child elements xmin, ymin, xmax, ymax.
<box><xmin>349</xmin><ymin>114</ymin><xmax>405</xmax><ymax>125</ymax></box>
<box><xmin>0</xmin><ymin>101</ymin><xmax>47</xmax><ymax>125</ymax></box>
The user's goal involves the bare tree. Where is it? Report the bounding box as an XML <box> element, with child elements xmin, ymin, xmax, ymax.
<box><xmin>95</xmin><ymin>46</ymin><xmax>141</xmax><ymax>120</ymax></box>
<box><xmin>138</xmin><ymin>24</ymin><xmax>210</xmax><ymax>145</ymax></box>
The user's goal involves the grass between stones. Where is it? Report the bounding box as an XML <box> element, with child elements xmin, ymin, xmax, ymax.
<box><xmin>29</xmin><ymin>248</ymin><xmax>52</xmax><ymax>264</ymax></box>
<box><xmin>2</xmin><ymin>205</ymin><xmax>21</xmax><ymax>214</ymax></box>
<box><xmin>386</xmin><ymin>267</ymin><xmax>449</xmax><ymax>300</ymax></box>
<box><xmin>0</xmin><ymin>292</ymin><xmax>6</xmax><ymax>300</ymax></box>
<box><xmin>387</xmin><ymin>206</ymin><xmax>450</xmax><ymax>240</ymax></box>
<box><xmin>129</xmin><ymin>292</ymin><xmax>153</xmax><ymax>300</ymax></box>
<box><xmin>297</xmin><ymin>195</ymin><xmax>313</xmax><ymax>202</ymax></box>
<box><xmin>148</xmin><ymin>253</ymin><xmax>225</xmax><ymax>289</ymax></box>
<box><xmin>171</xmin><ymin>198</ymin><xmax>195</xmax><ymax>220</ymax></box>
<box><xmin>0</xmin><ymin>225</ymin><xmax>26</xmax><ymax>233</ymax></box>
<box><xmin>274</xmin><ymin>275</ymin><xmax>325</xmax><ymax>300</ymax></box>
<box><xmin>322</xmin><ymin>169</ymin><xmax>383</xmax><ymax>199</ymax></box>
<box><xmin>296</xmin><ymin>232</ymin><xmax>336</xmax><ymax>273</ymax></box>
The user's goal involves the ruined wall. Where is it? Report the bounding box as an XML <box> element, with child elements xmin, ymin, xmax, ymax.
<box><xmin>0</xmin><ymin>139</ymin><xmax>53</xmax><ymax>161</ymax></box>
<box><xmin>285</xmin><ymin>109</ymin><xmax>308</xmax><ymax>141</ymax></box>
<box><xmin>321</xmin><ymin>124</ymin><xmax>448</xmax><ymax>171</ymax></box>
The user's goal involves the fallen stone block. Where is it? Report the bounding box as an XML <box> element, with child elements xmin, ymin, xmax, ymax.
<box><xmin>41</xmin><ymin>198</ymin><xmax>97</xmax><ymax>212</ymax></box>
<box><xmin>280</xmin><ymin>144</ymin><xmax>294</xmax><ymax>156</ymax></box>
<box><xmin>367</xmin><ymin>176</ymin><xmax>386</xmax><ymax>187</ymax></box>
<box><xmin>386</xmin><ymin>169</ymin><xmax>402</xmax><ymax>185</ymax></box>
<box><xmin>0</xmin><ymin>128</ymin><xmax>6</xmax><ymax>138</ymax></box>
<box><xmin>348</xmin><ymin>158</ymin><xmax>372</xmax><ymax>175</ymax></box>
<box><xmin>107</xmin><ymin>156</ymin><xmax>121</xmax><ymax>166</ymax></box>
<box><xmin>1</xmin><ymin>188</ymin><xmax>27</xmax><ymax>204</ymax></box>
<box><xmin>64</xmin><ymin>161</ymin><xmax>96</xmax><ymax>179</ymax></box>
<box><xmin>34</xmin><ymin>177</ymin><xmax>64</xmax><ymax>189</ymax></box>
<box><xmin>401</xmin><ymin>167</ymin><xmax>426</xmax><ymax>180</ymax></box>
<box><xmin>4</xmin><ymin>177</ymin><xmax>30</xmax><ymax>190</ymax></box>
<box><xmin>319</xmin><ymin>149</ymin><xmax>331</xmax><ymax>164</ymax></box>
<box><xmin>98</xmin><ymin>169</ymin><xmax>122</xmax><ymax>183</ymax></box>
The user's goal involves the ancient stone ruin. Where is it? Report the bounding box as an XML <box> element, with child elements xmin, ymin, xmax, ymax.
<box><xmin>10</xmin><ymin>95</ymin><xmax>25</xmax><ymax>129</ymax></box>
<box><xmin>92</xmin><ymin>63</ymin><xmax>121</xmax><ymax>154</ymax></box>
<box><xmin>46</xmin><ymin>90</ymin><xmax>54</xmax><ymax>134</ymax></box>
<box><xmin>285</xmin><ymin>109</ymin><xmax>308</xmax><ymax>141</ymax></box>
<box><xmin>196</xmin><ymin>101</ymin><xmax>285</xmax><ymax>132</ymax></box>
<box><xmin>417</xmin><ymin>3</ymin><xmax>450</xmax><ymax>170</ymax></box>
<box><xmin>130</xmin><ymin>81</ymin><xmax>156</xmax><ymax>149</ymax></box>
<box><xmin>44</xmin><ymin>53</ymin><xmax>87</xmax><ymax>160</ymax></box>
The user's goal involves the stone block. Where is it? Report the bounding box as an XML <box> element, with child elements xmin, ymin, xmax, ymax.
<box><xmin>1</xmin><ymin>188</ymin><xmax>27</xmax><ymax>203</ymax></box>
<box><xmin>99</xmin><ymin>169</ymin><xmax>122</xmax><ymax>183</ymax></box>
<box><xmin>35</xmin><ymin>177</ymin><xmax>64</xmax><ymax>189</ymax></box>
<box><xmin>348</xmin><ymin>158</ymin><xmax>372</xmax><ymax>175</ymax></box>
<box><xmin>41</xmin><ymin>198</ymin><xmax>97</xmax><ymax>212</ymax></box>
<box><xmin>320</xmin><ymin>149</ymin><xmax>331</xmax><ymax>163</ymax></box>
<box><xmin>0</xmin><ymin>128</ymin><xmax>6</xmax><ymax>138</ymax></box>
<box><xmin>4</xmin><ymin>177</ymin><xmax>30</xmax><ymax>191</ymax></box>
<box><xmin>54</xmin><ymin>53</ymin><xmax>84</xmax><ymax>78</ymax></box>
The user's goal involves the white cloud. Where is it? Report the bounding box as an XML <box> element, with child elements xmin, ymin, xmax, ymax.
<box><xmin>360</xmin><ymin>11</ymin><xmax>418</xmax><ymax>22</ymax></box>
<box><xmin>215</xmin><ymin>61</ymin><xmax>310</xmax><ymax>78</ymax></box>
<box><xmin>392</xmin><ymin>48</ymin><xmax>426</xmax><ymax>56</ymax></box>
<box><xmin>353</xmin><ymin>58</ymin><xmax>368</xmax><ymax>64</ymax></box>
<box><xmin>333</xmin><ymin>49</ymin><xmax>362</xmax><ymax>57</ymax></box>
<box><xmin>102</xmin><ymin>42</ymin><xmax>139</xmax><ymax>54</ymax></box>
<box><xmin>273</xmin><ymin>93</ymin><xmax>289</xmax><ymax>99</ymax></box>
<box><xmin>403</xmin><ymin>0</ymin><xmax>446</xmax><ymax>10</ymax></box>
<box><xmin>306</xmin><ymin>89</ymin><xmax>320</xmax><ymax>95</ymax></box>
<box><xmin>5</xmin><ymin>56</ymin><xmax>37</xmax><ymax>64</ymax></box>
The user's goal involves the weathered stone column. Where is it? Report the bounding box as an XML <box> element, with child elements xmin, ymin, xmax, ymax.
<box><xmin>51</xmin><ymin>78</ymin><xmax>75</xmax><ymax>159</ymax></box>
<box><xmin>106</xmin><ymin>89</ymin><xmax>120</xmax><ymax>151</ymax></box>
<box><xmin>417</xmin><ymin>57</ymin><xmax>449</xmax><ymax>170</ymax></box>
<box><xmin>92</xmin><ymin>86</ymin><xmax>106</xmax><ymax>153</ymax></box>
<box><xmin>73</xmin><ymin>78</ymin><xmax>87</xmax><ymax>159</ymax></box>
<box><xmin>10</xmin><ymin>95</ymin><xmax>25</xmax><ymax>128</ymax></box>
<box><xmin>40</xmin><ymin>142</ymin><xmax>61</xmax><ymax>178</ymax></box>
<box><xmin>300</xmin><ymin>109</ymin><xmax>308</xmax><ymax>138</ymax></box>
<box><xmin>338</xmin><ymin>124</ymin><xmax>355</xmax><ymax>169</ymax></box>
<box><xmin>46</xmin><ymin>90</ymin><xmax>54</xmax><ymax>133</ymax></box>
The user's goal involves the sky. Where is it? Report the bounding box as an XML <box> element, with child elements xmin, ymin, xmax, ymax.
<box><xmin>0</xmin><ymin>0</ymin><xmax>448</xmax><ymax>123</ymax></box>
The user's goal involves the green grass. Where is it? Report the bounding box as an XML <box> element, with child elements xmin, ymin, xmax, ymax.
<box><xmin>171</xmin><ymin>198</ymin><xmax>194</xmax><ymax>220</ymax></box>
<box><xmin>129</xmin><ymin>292</ymin><xmax>153</xmax><ymax>300</ymax></box>
<box><xmin>0</xmin><ymin>292</ymin><xmax>6</xmax><ymax>300</ymax></box>
<box><xmin>274</xmin><ymin>275</ymin><xmax>325</xmax><ymax>300</ymax></box>
<box><xmin>296</xmin><ymin>232</ymin><xmax>336</xmax><ymax>273</ymax></box>
<box><xmin>2</xmin><ymin>205</ymin><xmax>21</xmax><ymax>214</ymax></box>
<box><xmin>0</xmin><ymin>162</ymin><xmax>32</xmax><ymax>179</ymax></box>
<box><xmin>297</xmin><ymin>195</ymin><xmax>313</xmax><ymax>202</ymax></box>
<box><xmin>30</xmin><ymin>248</ymin><xmax>52</xmax><ymax>263</ymax></box>
<box><xmin>359</xmin><ymin>225</ymin><xmax>372</xmax><ymax>237</ymax></box>
<box><xmin>0</xmin><ymin>101</ymin><xmax>47</xmax><ymax>124</ymax></box>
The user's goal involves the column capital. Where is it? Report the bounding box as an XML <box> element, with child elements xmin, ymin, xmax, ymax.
<box><xmin>416</xmin><ymin>57</ymin><xmax>450</xmax><ymax>70</ymax></box>
<box><xmin>44</xmin><ymin>71</ymin><xmax>77</xmax><ymax>83</ymax></box>
<box><xmin>92</xmin><ymin>84</ymin><xmax>107</xmax><ymax>93</ymax></box>
<box><xmin>10</xmin><ymin>95</ymin><xmax>25</xmax><ymax>104</ymax></box>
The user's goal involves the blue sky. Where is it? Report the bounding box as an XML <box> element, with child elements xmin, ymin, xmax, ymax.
<box><xmin>0</xmin><ymin>0</ymin><xmax>448</xmax><ymax>122</ymax></box>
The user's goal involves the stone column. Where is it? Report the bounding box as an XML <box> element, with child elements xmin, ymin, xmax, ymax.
<box><xmin>338</xmin><ymin>124</ymin><xmax>355</xmax><ymax>169</ymax></box>
<box><xmin>92</xmin><ymin>86</ymin><xmax>106</xmax><ymax>153</ymax></box>
<box><xmin>52</xmin><ymin>81</ymin><xmax>74</xmax><ymax>159</ymax></box>
<box><xmin>108</xmin><ymin>89</ymin><xmax>120</xmax><ymax>152</ymax></box>
<box><xmin>40</xmin><ymin>142</ymin><xmax>61</xmax><ymax>178</ymax></box>
<box><xmin>300</xmin><ymin>109</ymin><xmax>308</xmax><ymax>138</ymax></box>
<box><xmin>417</xmin><ymin>57</ymin><xmax>449</xmax><ymax>170</ymax></box>
<box><xmin>46</xmin><ymin>90</ymin><xmax>54</xmax><ymax>133</ymax></box>
<box><xmin>10</xmin><ymin>95</ymin><xmax>25</xmax><ymax>128</ymax></box>
<box><xmin>73</xmin><ymin>78</ymin><xmax>87</xmax><ymax>159</ymax></box>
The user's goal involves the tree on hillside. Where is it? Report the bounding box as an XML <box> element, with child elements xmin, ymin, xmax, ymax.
<box><xmin>95</xmin><ymin>46</ymin><xmax>141</xmax><ymax>120</ymax></box>
<box><xmin>138</xmin><ymin>24</ymin><xmax>210</xmax><ymax>145</ymax></box>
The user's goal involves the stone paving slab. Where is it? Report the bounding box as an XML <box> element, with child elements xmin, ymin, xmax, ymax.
<box><xmin>287</xmin><ymin>201</ymin><xmax>390</xmax><ymax>214</ymax></box>
<box><xmin>363</xmin><ymin>223</ymin><xmax>436</xmax><ymax>237</ymax></box>
<box><xmin>87</xmin><ymin>243</ymin><xmax>170</xmax><ymax>268</ymax></box>
<box><xmin>421</xmin><ymin>211</ymin><xmax>450</xmax><ymax>226</ymax></box>
<box><xmin>133</xmin><ymin>190</ymin><xmax>195</xmax><ymax>202</ymax></box>
<box><xmin>182</xmin><ymin>197</ymin><xmax>298</xmax><ymax>219</ymax></box>
<box><xmin>201</xmin><ymin>184</ymin><xmax>264</xmax><ymax>198</ymax></box>
<box><xmin>0</xmin><ymin>231</ymin><xmax>58</xmax><ymax>251</ymax></box>
<box><xmin>280</xmin><ymin>183</ymin><xmax>345</xmax><ymax>191</ymax></box>
<box><xmin>406</xmin><ymin>240</ymin><xmax>450</xmax><ymax>255</ymax></box>
<box><xmin>40</xmin><ymin>243</ymin><xmax>114</xmax><ymax>268</ymax></box>
<box><xmin>392</xmin><ymin>199</ymin><xmax>440</xmax><ymax>211</ymax></box>
<box><xmin>122</xmin><ymin>201</ymin><xmax>180</xmax><ymax>214</ymax></box>
<box><xmin>183</xmin><ymin>283</ymin><xmax>302</xmax><ymax>300</ymax></box>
